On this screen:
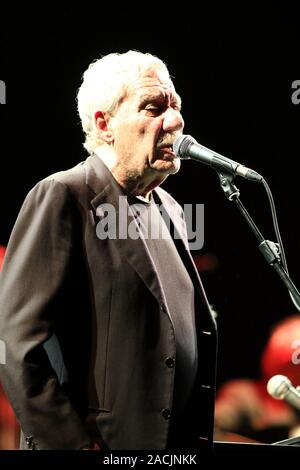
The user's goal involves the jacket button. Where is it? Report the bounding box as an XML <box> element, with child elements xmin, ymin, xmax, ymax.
<box><xmin>165</xmin><ymin>357</ymin><xmax>175</xmax><ymax>368</ymax></box>
<box><xmin>161</xmin><ymin>408</ymin><xmax>171</xmax><ymax>420</ymax></box>
<box><xmin>160</xmin><ymin>303</ymin><xmax>167</xmax><ymax>314</ymax></box>
<box><xmin>25</xmin><ymin>436</ymin><xmax>35</xmax><ymax>450</ymax></box>
<box><xmin>201</xmin><ymin>384</ymin><xmax>211</xmax><ymax>389</ymax></box>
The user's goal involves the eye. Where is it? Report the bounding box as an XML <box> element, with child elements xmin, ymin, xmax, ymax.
<box><xmin>144</xmin><ymin>105</ymin><xmax>162</xmax><ymax>116</ymax></box>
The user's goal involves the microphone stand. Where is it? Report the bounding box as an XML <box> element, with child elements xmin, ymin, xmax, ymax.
<box><xmin>217</xmin><ymin>171</ymin><xmax>300</xmax><ymax>307</ymax></box>
<box><xmin>272</xmin><ymin>435</ymin><xmax>300</xmax><ymax>446</ymax></box>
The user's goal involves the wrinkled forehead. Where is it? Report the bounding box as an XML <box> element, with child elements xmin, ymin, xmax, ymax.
<box><xmin>126</xmin><ymin>69</ymin><xmax>180</xmax><ymax>102</ymax></box>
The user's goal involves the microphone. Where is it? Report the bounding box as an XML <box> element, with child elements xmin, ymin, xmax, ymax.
<box><xmin>267</xmin><ymin>374</ymin><xmax>300</xmax><ymax>411</ymax></box>
<box><xmin>173</xmin><ymin>134</ymin><xmax>263</xmax><ymax>182</ymax></box>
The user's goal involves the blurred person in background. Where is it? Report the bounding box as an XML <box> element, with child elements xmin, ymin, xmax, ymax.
<box><xmin>214</xmin><ymin>315</ymin><xmax>300</xmax><ymax>443</ymax></box>
<box><xmin>0</xmin><ymin>246</ymin><xmax>19</xmax><ymax>449</ymax></box>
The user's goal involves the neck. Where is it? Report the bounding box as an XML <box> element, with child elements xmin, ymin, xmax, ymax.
<box><xmin>94</xmin><ymin>146</ymin><xmax>166</xmax><ymax>198</ymax></box>
<box><xmin>111</xmin><ymin>169</ymin><xmax>166</xmax><ymax>199</ymax></box>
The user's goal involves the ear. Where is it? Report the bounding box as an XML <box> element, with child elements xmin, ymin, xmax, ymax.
<box><xmin>94</xmin><ymin>111</ymin><xmax>114</xmax><ymax>144</ymax></box>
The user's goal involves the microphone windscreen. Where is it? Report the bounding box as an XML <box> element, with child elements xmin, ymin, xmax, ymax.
<box><xmin>267</xmin><ymin>374</ymin><xmax>291</xmax><ymax>399</ymax></box>
<box><xmin>173</xmin><ymin>135</ymin><xmax>194</xmax><ymax>158</ymax></box>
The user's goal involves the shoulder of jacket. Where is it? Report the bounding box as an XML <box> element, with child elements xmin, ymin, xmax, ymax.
<box><xmin>27</xmin><ymin>160</ymin><xmax>90</xmax><ymax>206</ymax></box>
<box><xmin>43</xmin><ymin>160</ymin><xmax>86</xmax><ymax>189</ymax></box>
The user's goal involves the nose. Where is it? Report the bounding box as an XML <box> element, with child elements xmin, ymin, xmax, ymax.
<box><xmin>162</xmin><ymin>108</ymin><xmax>184</xmax><ymax>132</ymax></box>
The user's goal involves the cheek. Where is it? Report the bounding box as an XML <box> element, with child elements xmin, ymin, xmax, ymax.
<box><xmin>140</xmin><ymin>120</ymin><xmax>164</xmax><ymax>151</ymax></box>
<box><xmin>133</xmin><ymin>120</ymin><xmax>160</xmax><ymax>150</ymax></box>
<box><xmin>114</xmin><ymin>116</ymin><xmax>161</xmax><ymax>156</ymax></box>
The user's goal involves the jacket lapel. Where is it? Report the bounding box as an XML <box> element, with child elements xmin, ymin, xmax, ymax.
<box><xmin>85</xmin><ymin>154</ymin><xmax>165</xmax><ymax>305</ymax></box>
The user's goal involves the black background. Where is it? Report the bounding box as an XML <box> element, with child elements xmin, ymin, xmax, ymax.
<box><xmin>0</xmin><ymin>6</ymin><xmax>299</xmax><ymax>388</ymax></box>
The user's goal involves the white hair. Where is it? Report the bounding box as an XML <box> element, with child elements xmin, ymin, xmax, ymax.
<box><xmin>77</xmin><ymin>50</ymin><xmax>171</xmax><ymax>154</ymax></box>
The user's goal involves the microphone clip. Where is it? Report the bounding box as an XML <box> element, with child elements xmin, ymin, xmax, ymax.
<box><xmin>258</xmin><ymin>240</ymin><xmax>281</xmax><ymax>266</ymax></box>
<box><xmin>217</xmin><ymin>171</ymin><xmax>240</xmax><ymax>201</ymax></box>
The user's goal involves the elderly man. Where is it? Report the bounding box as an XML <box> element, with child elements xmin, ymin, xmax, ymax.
<box><xmin>0</xmin><ymin>51</ymin><xmax>217</xmax><ymax>450</ymax></box>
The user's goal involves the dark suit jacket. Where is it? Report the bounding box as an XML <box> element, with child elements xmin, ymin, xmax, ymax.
<box><xmin>0</xmin><ymin>154</ymin><xmax>217</xmax><ymax>450</ymax></box>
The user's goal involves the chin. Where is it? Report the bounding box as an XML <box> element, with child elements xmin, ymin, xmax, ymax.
<box><xmin>153</xmin><ymin>158</ymin><xmax>181</xmax><ymax>175</ymax></box>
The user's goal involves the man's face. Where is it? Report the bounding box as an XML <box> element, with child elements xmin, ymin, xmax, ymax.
<box><xmin>109</xmin><ymin>69</ymin><xmax>184</xmax><ymax>180</ymax></box>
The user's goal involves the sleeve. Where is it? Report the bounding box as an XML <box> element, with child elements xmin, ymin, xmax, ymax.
<box><xmin>0</xmin><ymin>178</ymin><xmax>90</xmax><ymax>449</ymax></box>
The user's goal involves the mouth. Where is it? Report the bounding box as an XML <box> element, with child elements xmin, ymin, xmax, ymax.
<box><xmin>156</xmin><ymin>144</ymin><xmax>176</xmax><ymax>158</ymax></box>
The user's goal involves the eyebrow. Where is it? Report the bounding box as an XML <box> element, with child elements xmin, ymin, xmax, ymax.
<box><xmin>138</xmin><ymin>91</ymin><xmax>182</xmax><ymax>109</ymax></box>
